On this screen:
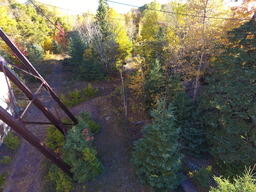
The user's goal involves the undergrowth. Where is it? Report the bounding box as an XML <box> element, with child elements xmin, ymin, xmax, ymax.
<box><xmin>3</xmin><ymin>132</ymin><xmax>20</xmax><ymax>151</ymax></box>
<box><xmin>60</xmin><ymin>83</ymin><xmax>99</xmax><ymax>107</ymax></box>
<box><xmin>188</xmin><ymin>166</ymin><xmax>213</xmax><ymax>189</ymax></box>
<box><xmin>44</xmin><ymin>113</ymin><xmax>102</xmax><ymax>192</ymax></box>
<box><xmin>0</xmin><ymin>156</ymin><xmax>12</xmax><ymax>165</ymax></box>
<box><xmin>0</xmin><ymin>173</ymin><xmax>7</xmax><ymax>192</ymax></box>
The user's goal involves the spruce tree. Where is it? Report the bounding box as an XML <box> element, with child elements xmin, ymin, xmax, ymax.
<box><xmin>167</xmin><ymin>77</ymin><xmax>207</xmax><ymax>157</ymax></box>
<box><xmin>96</xmin><ymin>0</ymin><xmax>110</xmax><ymax>38</ymax></box>
<box><xmin>175</xmin><ymin>92</ymin><xmax>206</xmax><ymax>157</ymax></box>
<box><xmin>200</xmin><ymin>17</ymin><xmax>256</xmax><ymax>175</ymax></box>
<box><xmin>144</xmin><ymin>59</ymin><xmax>166</xmax><ymax>109</ymax></box>
<box><xmin>132</xmin><ymin>100</ymin><xmax>183</xmax><ymax>191</ymax></box>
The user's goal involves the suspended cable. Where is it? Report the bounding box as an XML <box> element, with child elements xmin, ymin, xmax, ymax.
<box><xmin>107</xmin><ymin>0</ymin><xmax>251</xmax><ymax>21</ymax></box>
<box><xmin>27</xmin><ymin>0</ymin><xmax>64</xmax><ymax>32</ymax></box>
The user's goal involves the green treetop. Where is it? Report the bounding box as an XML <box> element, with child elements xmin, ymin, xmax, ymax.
<box><xmin>96</xmin><ymin>0</ymin><xmax>110</xmax><ymax>38</ymax></box>
<box><xmin>200</xmin><ymin>16</ymin><xmax>256</xmax><ymax>175</ymax></box>
<box><xmin>132</xmin><ymin>100</ymin><xmax>183</xmax><ymax>191</ymax></box>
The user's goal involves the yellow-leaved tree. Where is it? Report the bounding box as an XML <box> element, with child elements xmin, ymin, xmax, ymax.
<box><xmin>107</xmin><ymin>8</ymin><xmax>132</xmax><ymax>117</ymax></box>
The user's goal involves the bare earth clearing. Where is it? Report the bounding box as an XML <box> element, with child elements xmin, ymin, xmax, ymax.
<box><xmin>3</xmin><ymin>60</ymin><xmax>149</xmax><ymax>192</ymax></box>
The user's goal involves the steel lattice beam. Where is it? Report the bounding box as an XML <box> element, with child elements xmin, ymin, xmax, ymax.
<box><xmin>0</xmin><ymin>28</ymin><xmax>78</xmax><ymax>125</ymax></box>
<box><xmin>0</xmin><ymin>106</ymin><xmax>72</xmax><ymax>177</ymax></box>
<box><xmin>0</xmin><ymin>63</ymin><xmax>67</xmax><ymax>135</ymax></box>
<box><xmin>0</xmin><ymin>28</ymin><xmax>79</xmax><ymax>177</ymax></box>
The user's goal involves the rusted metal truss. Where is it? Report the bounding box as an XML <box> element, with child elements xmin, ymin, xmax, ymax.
<box><xmin>0</xmin><ymin>106</ymin><xmax>72</xmax><ymax>176</ymax></box>
<box><xmin>0</xmin><ymin>28</ymin><xmax>78</xmax><ymax>176</ymax></box>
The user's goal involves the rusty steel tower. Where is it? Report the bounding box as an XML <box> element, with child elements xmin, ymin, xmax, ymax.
<box><xmin>0</xmin><ymin>28</ymin><xmax>78</xmax><ymax>177</ymax></box>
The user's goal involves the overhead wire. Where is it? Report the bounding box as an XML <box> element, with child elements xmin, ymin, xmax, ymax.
<box><xmin>107</xmin><ymin>0</ymin><xmax>251</xmax><ymax>21</ymax></box>
<box><xmin>26</xmin><ymin>0</ymin><xmax>127</xmax><ymax>30</ymax></box>
<box><xmin>7</xmin><ymin>0</ymin><xmax>251</xmax><ymax>44</ymax></box>
<box><xmin>21</xmin><ymin>0</ymin><xmax>251</xmax><ymax>32</ymax></box>
<box><xmin>27</xmin><ymin>0</ymin><xmax>64</xmax><ymax>32</ymax></box>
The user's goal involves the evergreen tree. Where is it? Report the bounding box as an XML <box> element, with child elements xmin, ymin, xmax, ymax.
<box><xmin>132</xmin><ymin>100</ymin><xmax>183</xmax><ymax>191</ymax></box>
<box><xmin>175</xmin><ymin>92</ymin><xmax>206</xmax><ymax>157</ymax></box>
<box><xmin>210</xmin><ymin>168</ymin><xmax>256</xmax><ymax>192</ymax></box>
<box><xmin>200</xmin><ymin>17</ymin><xmax>256</xmax><ymax>175</ymax></box>
<box><xmin>78</xmin><ymin>48</ymin><xmax>105</xmax><ymax>81</ymax></box>
<box><xmin>68</xmin><ymin>31</ymin><xmax>105</xmax><ymax>81</ymax></box>
<box><xmin>96</xmin><ymin>0</ymin><xmax>110</xmax><ymax>38</ymax></box>
<box><xmin>167</xmin><ymin>76</ymin><xmax>206</xmax><ymax>157</ymax></box>
<box><xmin>68</xmin><ymin>31</ymin><xmax>86</xmax><ymax>65</ymax></box>
<box><xmin>144</xmin><ymin>59</ymin><xmax>166</xmax><ymax>109</ymax></box>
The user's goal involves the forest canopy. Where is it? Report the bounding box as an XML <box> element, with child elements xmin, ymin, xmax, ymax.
<box><xmin>0</xmin><ymin>0</ymin><xmax>256</xmax><ymax>191</ymax></box>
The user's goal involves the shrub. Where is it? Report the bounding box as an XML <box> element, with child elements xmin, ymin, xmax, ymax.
<box><xmin>189</xmin><ymin>166</ymin><xmax>213</xmax><ymax>188</ymax></box>
<box><xmin>79</xmin><ymin>112</ymin><xmax>101</xmax><ymax>134</ymax></box>
<box><xmin>83</xmin><ymin>83</ymin><xmax>99</xmax><ymax>97</ymax></box>
<box><xmin>210</xmin><ymin>168</ymin><xmax>256</xmax><ymax>192</ymax></box>
<box><xmin>26</xmin><ymin>43</ymin><xmax>44</xmax><ymax>63</ymax></box>
<box><xmin>4</xmin><ymin>132</ymin><xmax>20</xmax><ymax>150</ymax></box>
<box><xmin>0</xmin><ymin>173</ymin><xmax>7</xmax><ymax>191</ymax></box>
<box><xmin>63</xmin><ymin>117</ymin><xmax>102</xmax><ymax>183</ymax></box>
<box><xmin>0</xmin><ymin>156</ymin><xmax>12</xmax><ymax>165</ymax></box>
<box><xmin>43</xmin><ymin>38</ymin><xmax>53</xmax><ymax>52</ymax></box>
<box><xmin>51</xmin><ymin>40</ymin><xmax>62</xmax><ymax>54</ymax></box>
<box><xmin>46</xmin><ymin>126</ymin><xmax>65</xmax><ymax>152</ymax></box>
<box><xmin>47</xmin><ymin>165</ymin><xmax>73</xmax><ymax>192</ymax></box>
<box><xmin>60</xmin><ymin>84</ymin><xmax>99</xmax><ymax>107</ymax></box>
<box><xmin>132</xmin><ymin>100</ymin><xmax>183</xmax><ymax>191</ymax></box>
<box><xmin>67</xmin><ymin>146</ymin><xmax>102</xmax><ymax>183</ymax></box>
<box><xmin>45</xmin><ymin>113</ymin><xmax>102</xmax><ymax>189</ymax></box>
<box><xmin>45</xmin><ymin>127</ymin><xmax>72</xmax><ymax>192</ymax></box>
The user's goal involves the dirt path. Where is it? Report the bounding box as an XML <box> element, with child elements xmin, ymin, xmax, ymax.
<box><xmin>3</xmin><ymin>61</ymin><xmax>148</xmax><ymax>192</ymax></box>
<box><xmin>3</xmin><ymin>62</ymin><xmax>65</xmax><ymax>192</ymax></box>
<box><xmin>72</xmin><ymin>96</ymin><xmax>149</xmax><ymax>192</ymax></box>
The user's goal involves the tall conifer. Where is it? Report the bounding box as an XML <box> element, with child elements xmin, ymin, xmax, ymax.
<box><xmin>200</xmin><ymin>16</ymin><xmax>256</xmax><ymax>174</ymax></box>
<box><xmin>132</xmin><ymin>100</ymin><xmax>183</xmax><ymax>191</ymax></box>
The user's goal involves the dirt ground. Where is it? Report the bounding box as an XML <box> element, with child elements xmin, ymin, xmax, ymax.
<box><xmin>2</xmin><ymin>60</ymin><xmax>150</xmax><ymax>192</ymax></box>
<box><xmin>72</xmin><ymin>95</ymin><xmax>151</xmax><ymax>192</ymax></box>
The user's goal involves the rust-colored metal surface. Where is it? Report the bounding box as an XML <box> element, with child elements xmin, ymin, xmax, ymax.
<box><xmin>0</xmin><ymin>106</ymin><xmax>72</xmax><ymax>177</ymax></box>
<box><xmin>0</xmin><ymin>63</ymin><xmax>68</xmax><ymax>135</ymax></box>
<box><xmin>0</xmin><ymin>28</ymin><xmax>78</xmax><ymax>176</ymax></box>
<box><xmin>0</xmin><ymin>28</ymin><xmax>78</xmax><ymax>125</ymax></box>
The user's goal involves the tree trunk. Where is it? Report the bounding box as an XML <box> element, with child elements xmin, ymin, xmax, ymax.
<box><xmin>193</xmin><ymin>0</ymin><xmax>209</xmax><ymax>101</ymax></box>
<box><xmin>120</xmin><ymin>69</ymin><xmax>128</xmax><ymax>118</ymax></box>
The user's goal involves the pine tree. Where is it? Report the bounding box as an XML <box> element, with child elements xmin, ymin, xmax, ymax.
<box><xmin>167</xmin><ymin>76</ymin><xmax>206</xmax><ymax>157</ymax></box>
<box><xmin>144</xmin><ymin>59</ymin><xmax>166</xmax><ymax>109</ymax></box>
<box><xmin>210</xmin><ymin>168</ymin><xmax>256</xmax><ymax>192</ymax></box>
<box><xmin>200</xmin><ymin>16</ymin><xmax>256</xmax><ymax>175</ymax></box>
<box><xmin>68</xmin><ymin>31</ymin><xmax>86</xmax><ymax>65</ymax></box>
<box><xmin>132</xmin><ymin>100</ymin><xmax>183</xmax><ymax>191</ymax></box>
<box><xmin>96</xmin><ymin>0</ymin><xmax>110</xmax><ymax>38</ymax></box>
<box><xmin>175</xmin><ymin>92</ymin><xmax>206</xmax><ymax>157</ymax></box>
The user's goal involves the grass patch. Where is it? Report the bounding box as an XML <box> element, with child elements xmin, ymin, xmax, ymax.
<box><xmin>0</xmin><ymin>156</ymin><xmax>12</xmax><ymax>165</ymax></box>
<box><xmin>0</xmin><ymin>173</ymin><xmax>7</xmax><ymax>191</ymax></box>
<box><xmin>3</xmin><ymin>132</ymin><xmax>20</xmax><ymax>150</ymax></box>
<box><xmin>60</xmin><ymin>83</ymin><xmax>99</xmax><ymax>107</ymax></box>
<box><xmin>46</xmin><ymin>126</ymin><xmax>65</xmax><ymax>152</ymax></box>
<box><xmin>44</xmin><ymin>163</ymin><xmax>73</xmax><ymax>192</ymax></box>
